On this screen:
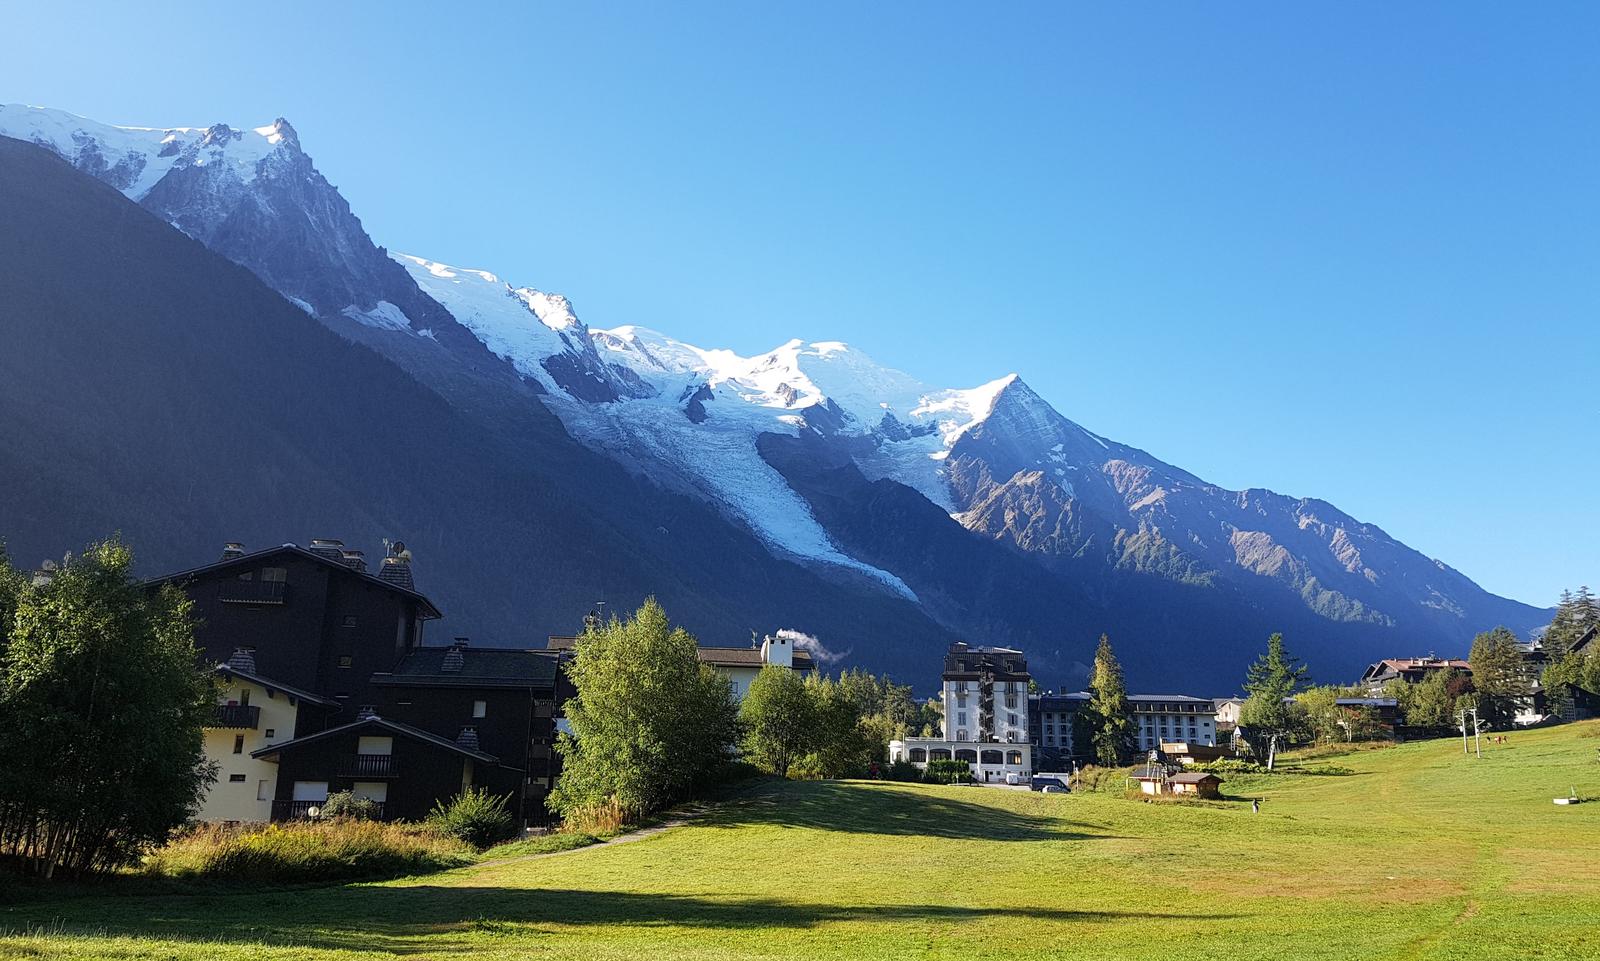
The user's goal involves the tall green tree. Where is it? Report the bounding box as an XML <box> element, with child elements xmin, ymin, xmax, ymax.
<box><xmin>551</xmin><ymin>599</ymin><xmax>740</xmax><ymax>820</ymax></box>
<box><xmin>1239</xmin><ymin>633</ymin><xmax>1310</xmax><ymax>769</ymax></box>
<box><xmin>1468</xmin><ymin>626</ymin><xmax>1529</xmax><ymax>726</ymax></box>
<box><xmin>1544</xmin><ymin>587</ymin><xmax>1599</xmax><ymax>656</ymax></box>
<box><xmin>0</xmin><ymin>540</ymin><xmax>215</xmax><ymax>878</ymax></box>
<box><xmin>1086</xmin><ymin>634</ymin><xmax>1132</xmax><ymax>767</ymax></box>
<box><xmin>801</xmin><ymin>673</ymin><xmax>872</xmax><ymax>778</ymax></box>
<box><xmin>739</xmin><ymin>665</ymin><xmax>818</xmax><ymax>777</ymax></box>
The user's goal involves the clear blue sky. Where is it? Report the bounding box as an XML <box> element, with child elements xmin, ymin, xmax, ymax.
<box><xmin>6</xmin><ymin>2</ymin><xmax>1595</xmax><ymax>607</ymax></box>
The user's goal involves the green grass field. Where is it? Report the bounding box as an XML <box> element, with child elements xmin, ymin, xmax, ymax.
<box><xmin>4</xmin><ymin>722</ymin><xmax>1599</xmax><ymax>961</ymax></box>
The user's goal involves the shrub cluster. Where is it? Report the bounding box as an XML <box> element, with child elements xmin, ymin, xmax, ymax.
<box><xmin>427</xmin><ymin>788</ymin><xmax>517</xmax><ymax>850</ymax></box>
<box><xmin>143</xmin><ymin>820</ymin><xmax>471</xmax><ymax>883</ymax></box>
<box><xmin>1191</xmin><ymin>758</ymin><xmax>1266</xmax><ymax>774</ymax></box>
<box><xmin>923</xmin><ymin>759</ymin><xmax>972</xmax><ymax>785</ymax></box>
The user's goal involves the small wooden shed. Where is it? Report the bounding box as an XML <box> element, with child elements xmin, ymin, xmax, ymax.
<box><xmin>1167</xmin><ymin>771</ymin><xmax>1223</xmax><ymax>799</ymax></box>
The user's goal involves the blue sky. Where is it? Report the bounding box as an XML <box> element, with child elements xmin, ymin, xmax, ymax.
<box><xmin>5</xmin><ymin>2</ymin><xmax>1595</xmax><ymax>607</ymax></box>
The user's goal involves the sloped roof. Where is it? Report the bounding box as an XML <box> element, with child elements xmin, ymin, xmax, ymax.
<box><xmin>1170</xmin><ymin>772</ymin><xmax>1222</xmax><ymax>784</ymax></box>
<box><xmin>147</xmin><ymin>544</ymin><xmax>442</xmax><ymax>619</ymax></box>
<box><xmin>215</xmin><ymin>664</ymin><xmax>339</xmax><ymax>708</ymax></box>
<box><xmin>250</xmin><ymin>715</ymin><xmax>500</xmax><ymax>765</ymax></box>
<box><xmin>376</xmin><ymin>647</ymin><xmax>560</xmax><ymax>688</ymax></box>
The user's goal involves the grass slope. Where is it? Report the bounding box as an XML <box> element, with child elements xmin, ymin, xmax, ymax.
<box><xmin>4</xmin><ymin>723</ymin><xmax>1599</xmax><ymax>960</ymax></box>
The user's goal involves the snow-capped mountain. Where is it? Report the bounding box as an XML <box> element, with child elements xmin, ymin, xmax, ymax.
<box><xmin>0</xmin><ymin>105</ymin><xmax>1548</xmax><ymax>686</ymax></box>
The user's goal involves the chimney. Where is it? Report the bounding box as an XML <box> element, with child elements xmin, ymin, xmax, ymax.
<box><xmin>456</xmin><ymin>726</ymin><xmax>480</xmax><ymax>752</ymax></box>
<box><xmin>227</xmin><ymin>647</ymin><xmax>257</xmax><ymax>674</ymax></box>
<box><xmin>340</xmin><ymin>549</ymin><xmax>367</xmax><ymax>572</ymax></box>
<box><xmin>378</xmin><ymin>539</ymin><xmax>414</xmax><ymax>591</ymax></box>
<box><xmin>441</xmin><ymin>639</ymin><xmax>467</xmax><ymax>673</ymax></box>
<box><xmin>308</xmin><ymin>538</ymin><xmax>345</xmax><ymax>561</ymax></box>
<box><xmin>221</xmin><ymin>542</ymin><xmax>246</xmax><ymax>562</ymax></box>
<box><xmin>357</xmin><ymin>704</ymin><xmax>379</xmax><ymax>720</ymax></box>
<box><xmin>31</xmin><ymin>559</ymin><xmax>58</xmax><ymax>588</ymax></box>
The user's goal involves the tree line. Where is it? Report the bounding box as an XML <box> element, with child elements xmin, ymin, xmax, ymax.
<box><xmin>549</xmin><ymin>599</ymin><xmax>930</xmax><ymax>827</ymax></box>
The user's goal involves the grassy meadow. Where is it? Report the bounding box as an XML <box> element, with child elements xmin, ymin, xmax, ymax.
<box><xmin>3</xmin><ymin>721</ymin><xmax>1599</xmax><ymax>960</ymax></box>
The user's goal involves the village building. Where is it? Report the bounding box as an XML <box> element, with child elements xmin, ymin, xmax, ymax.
<box><xmin>1168</xmin><ymin>771</ymin><xmax>1223</xmax><ymax>798</ymax></box>
<box><xmin>1130</xmin><ymin>695</ymin><xmax>1217</xmax><ymax>753</ymax></box>
<box><xmin>156</xmin><ymin>538</ymin><xmax>567</xmax><ymax>827</ymax></box>
<box><xmin>1358</xmin><ymin>656</ymin><xmax>1471</xmax><ymax>693</ymax></box>
<box><xmin>890</xmin><ymin>643</ymin><xmax>1033</xmax><ymax>782</ymax></box>
<box><xmin>1029</xmin><ymin>691</ymin><xmax>1090</xmax><ymax>770</ymax></box>
<box><xmin>199</xmin><ymin>651</ymin><xmax>340</xmax><ymax>823</ymax></box>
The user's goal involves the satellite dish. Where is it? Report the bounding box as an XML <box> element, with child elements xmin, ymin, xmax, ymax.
<box><xmin>307</xmin><ymin>805</ymin><xmax>321</xmax><ymax>819</ymax></box>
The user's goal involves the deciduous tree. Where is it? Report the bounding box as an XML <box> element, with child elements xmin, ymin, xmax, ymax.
<box><xmin>740</xmin><ymin>666</ymin><xmax>816</xmax><ymax>777</ymax></box>
<box><xmin>551</xmin><ymin>599</ymin><xmax>739</xmax><ymax>821</ymax></box>
<box><xmin>0</xmin><ymin>540</ymin><xmax>215</xmax><ymax>878</ymax></box>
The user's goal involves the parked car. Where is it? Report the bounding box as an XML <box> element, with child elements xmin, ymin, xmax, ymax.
<box><xmin>1031</xmin><ymin>774</ymin><xmax>1070</xmax><ymax>793</ymax></box>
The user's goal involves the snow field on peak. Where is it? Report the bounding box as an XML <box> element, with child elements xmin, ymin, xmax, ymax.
<box><xmin>0</xmin><ymin>105</ymin><xmax>286</xmax><ymax>202</ymax></box>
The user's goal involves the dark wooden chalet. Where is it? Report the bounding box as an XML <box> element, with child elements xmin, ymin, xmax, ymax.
<box><xmin>372</xmin><ymin>641</ymin><xmax>568</xmax><ymax>825</ymax></box>
<box><xmin>150</xmin><ymin>539</ymin><xmax>440</xmax><ymax>731</ymax></box>
<box><xmin>252</xmin><ymin>711</ymin><xmax>503</xmax><ymax>822</ymax></box>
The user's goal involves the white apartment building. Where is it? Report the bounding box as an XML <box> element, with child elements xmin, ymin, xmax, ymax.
<box><xmin>891</xmin><ymin>643</ymin><xmax>1033</xmax><ymax>782</ymax></box>
<box><xmin>1129</xmin><ymin>694</ymin><xmax>1217</xmax><ymax>752</ymax></box>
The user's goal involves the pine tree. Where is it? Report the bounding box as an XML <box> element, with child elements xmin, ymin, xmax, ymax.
<box><xmin>1086</xmin><ymin>634</ymin><xmax>1131</xmax><ymax>767</ymax></box>
<box><xmin>1239</xmin><ymin>633</ymin><xmax>1310</xmax><ymax>770</ymax></box>
<box><xmin>1468</xmin><ymin>626</ymin><xmax>1530</xmax><ymax>726</ymax></box>
<box><xmin>1244</xmin><ymin>632</ymin><xmax>1309</xmax><ymax>700</ymax></box>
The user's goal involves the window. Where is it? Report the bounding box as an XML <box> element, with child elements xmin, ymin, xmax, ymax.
<box><xmin>261</xmin><ymin>567</ymin><xmax>287</xmax><ymax>583</ymax></box>
<box><xmin>341</xmin><ymin>615</ymin><xmax>357</xmax><ymax>628</ymax></box>
<box><xmin>957</xmin><ymin>711</ymin><xmax>967</xmax><ymax>726</ymax></box>
<box><xmin>357</xmin><ymin>736</ymin><xmax>394</xmax><ymax>756</ymax></box>
<box><xmin>337</xmin><ymin>655</ymin><xmax>353</xmax><ymax>669</ymax></box>
<box><xmin>228</xmin><ymin>773</ymin><xmax>246</xmax><ymax>782</ymax></box>
<box><xmin>232</xmin><ymin>735</ymin><xmax>244</xmax><ymax>754</ymax></box>
<box><xmin>472</xmin><ymin>700</ymin><xmax>487</xmax><ymax>719</ymax></box>
<box><xmin>264</xmin><ymin>728</ymin><xmax>275</xmax><ymax>738</ymax></box>
<box><xmin>292</xmin><ymin>781</ymin><xmax>329</xmax><ymax>803</ymax></box>
<box><xmin>1007</xmin><ymin>713</ymin><xmax>1018</xmax><ymax>727</ymax></box>
<box><xmin>956</xmin><ymin>729</ymin><xmax>969</xmax><ymax>742</ymax></box>
<box><xmin>239</xmin><ymin>688</ymin><xmax>251</xmax><ymax>707</ymax></box>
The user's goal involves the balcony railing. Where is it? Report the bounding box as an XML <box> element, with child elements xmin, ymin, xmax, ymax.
<box><xmin>211</xmin><ymin>703</ymin><xmax>261</xmax><ymax>729</ymax></box>
<box><xmin>272</xmin><ymin>799</ymin><xmax>387</xmax><ymax>821</ymax></box>
<box><xmin>217</xmin><ymin>580</ymin><xmax>288</xmax><ymax>605</ymax></box>
<box><xmin>338</xmin><ymin>754</ymin><xmax>399</xmax><ymax>778</ymax></box>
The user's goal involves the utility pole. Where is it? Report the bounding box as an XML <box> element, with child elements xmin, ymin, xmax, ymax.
<box><xmin>1455</xmin><ymin>707</ymin><xmax>1484</xmax><ymax>758</ymax></box>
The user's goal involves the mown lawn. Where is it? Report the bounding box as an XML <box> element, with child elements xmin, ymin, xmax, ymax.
<box><xmin>4</xmin><ymin>721</ymin><xmax>1599</xmax><ymax>960</ymax></box>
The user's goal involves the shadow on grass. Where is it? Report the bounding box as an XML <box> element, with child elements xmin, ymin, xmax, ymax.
<box><xmin>4</xmin><ymin>886</ymin><xmax>1240</xmax><ymax>953</ymax></box>
<box><xmin>701</xmin><ymin>780</ymin><xmax>1105</xmax><ymax>842</ymax></box>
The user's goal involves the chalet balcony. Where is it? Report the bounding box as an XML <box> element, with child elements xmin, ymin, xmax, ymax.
<box><xmin>217</xmin><ymin>580</ymin><xmax>288</xmax><ymax>605</ymax></box>
<box><xmin>211</xmin><ymin>703</ymin><xmax>261</xmax><ymax>729</ymax></box>
<box><xmin>272</xmin><ymin>799</ymin><xmax>388</xmax><ymax>821</ymax></box>
<box><xmin>339</xmin><ymin>754</ymin><xmax>399</xmax><ymax>778</ymax></box>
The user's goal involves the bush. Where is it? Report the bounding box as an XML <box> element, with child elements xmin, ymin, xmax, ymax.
<box><xmin>319</xmin><ymin>791</ymin><xmax>381</xmax><ymax>820</ymax></box>
<box><xmin>787</xmin><ymin>754</ymin><xmax>828</xmax><ymax>781</ymax></box>
<box><xmin>1191</xmin><ymin>758</ymin><xmax>1266</xmax><ymax>774</ymax></box>
<box><xmin>885</xmin><ymin>760</ymin><xmax>922</xmax><ymax>782</ymax></box>
<box><xmin>924</xmin><ymin>759</ymin><xmax>971</xmax><ymax>785</ymax></box>
<box><xmin>427</xmin><ymin>787</ymin><xmax>517</xmax><ymax>850</ymax></box>
<box><xmin>143</xmin><ymin>821</ymin><xmax>470</xmax><ymax>883</ymax></box>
